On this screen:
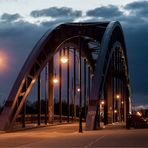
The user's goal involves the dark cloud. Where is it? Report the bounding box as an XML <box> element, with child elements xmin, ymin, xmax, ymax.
<box><xmin>0</xmin><ymin>2</ymin><xmax>148</xmax><ymax>106</ymax></box>
<box><xmin>0</xmin><ymin>10</ymin><xmax>77</xmax><ymax>103</ymax></box>
<box><xmin>124</xmin><ymin>1</ymin><xmax>148</xmax><ymax>17</ymax></box>
<box><xmin>1</xmin><ymin>13</ymin><xmax>22</xmax><ymax>22</ymax></box>
<box><xmin>85</xmin><ymin>2</ymin><xmax>148</xmax><ymax>105</ymax></box>
<box><xmin>0</xmin><ymin>20</ymin><xmax>47</xmax><ymax>102</ymax></box>
<box><xmin>86</xmin><ymin>5</ymin><xmax>123</xmax><ymax>18</ymax></box>
<box><xmin>124</xmin><ymin>1</ymin><xmax>148</xmax><ymax>10</ymax></box>
<box><xmin>132</xmin><ymin>93</ymin><xmax>148</xmax><ymax>107</ymax></box>
<box><xmin>123</xmin><ymin>24</ymin><xmax>148</xmax><ymax>95</ymax></box>
<box><xmin>30</xmin><ymin>7</ymin><xmax>82</xmax><ymax>18</ymax></box>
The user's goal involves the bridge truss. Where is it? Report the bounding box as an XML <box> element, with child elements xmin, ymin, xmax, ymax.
<box><xmin>0</xmin><ymin>21</ymin><xmax>131</xmax><ymax>130</ymax></box>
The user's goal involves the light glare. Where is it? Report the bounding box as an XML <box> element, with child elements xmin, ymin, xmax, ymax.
<box><xmin>101</xmin><ymin>100</ymin><xmax>105</xmax><ymax>105</ymax></box>
<box><xmin>0</xmin><ymin>50</ymin><xmax>8</xmax><ymax>73</ymax></box>
<box><xmin>53</xmin><ymin>78</ymin><xmax>58</xmax><ymax>84</ymax></box>
<box><xmin>77</xmin><ymin>88</ymin><xmax>80</xmax><ymax>92</ymax></box>
<box><xmin>116</xmin><ymin>94</ymin><xmax>120</xmax><ymax>99</ymax></box>
<box><xmin>60</xmin><ymin>56</ymin><xmax>68</xmax><ymax>64</ymax></box>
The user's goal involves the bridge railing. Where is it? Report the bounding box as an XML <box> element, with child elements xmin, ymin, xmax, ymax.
<box><xmin>14</xmin><ymin>114</ymin><xmax>81</xmax><ymax>126</ymax></box>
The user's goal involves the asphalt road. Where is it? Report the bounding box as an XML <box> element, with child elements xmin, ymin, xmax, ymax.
<box><xmin>0</xmin><ymin>123</ymin><xmax>148</xmax><ymax>147</ymax></box>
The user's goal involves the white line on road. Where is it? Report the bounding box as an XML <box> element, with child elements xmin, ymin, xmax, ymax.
<box><xmin>84</xmin><ymin>135</ymin><xmax>105</xmax><ymax>148</ymax></box>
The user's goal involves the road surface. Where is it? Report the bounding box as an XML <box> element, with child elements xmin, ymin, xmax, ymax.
<box><xmin>0</xmin><ymin>123</ymin><xmax>147</xmax><ymax>147</ymax></box>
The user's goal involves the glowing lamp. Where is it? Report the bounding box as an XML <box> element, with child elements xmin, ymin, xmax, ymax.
<box><xmin>60</xmin><ymin>56</ymin><xmax>68</xmax><ymax>63</ymax></box>
<box><xmin>101</xmin><ymin>100</ymin><xmax>105</xmax><ymax>105</ymax></box>
<box><xmin>114</xmin><ymin>110</ymin><xmax>117</xmax><ymax>113</ymax></box>
<box><xmin>77</xmin><ymin>88</ymin><xmax>80</xmax><ymax>92</ymax></box>
<box><xmin>116</xmin><ymin>94</ymin><xmax>120</xmax><ymax>99</ymax></box>
<box><xmin>53</xmin><ymin>73</ymin><xmax>58</xmax><ymax>84</ymax></box>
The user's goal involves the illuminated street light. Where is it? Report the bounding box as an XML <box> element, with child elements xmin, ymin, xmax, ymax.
<box><xmin>101</xmin><ymin>100</ymin><xmax>105</xmax><ymax>105</ymax></box>
<box><xmin>59</xmin><ymin>46</ymin><xmax>82</xmax><ymax>132</ymax></box>
<box><xmin>121</xmin><ymin>101</ymin><xmax>124</xmax><ymax>104</ymax></box>
<box><xmin>53</xmin><ymin>73</ymin><xmax>58</xmax><ymax>84</ymax></box>
<box><xmin>77</xmin><ymin>88</ymin><xmax>80</xmax><ymax>92</ymax></box>
<box><xmin>136</xmin><ymin>111</ymin><xmax>142</xmax><ymax>117</ymax></box>
<box><xmin>60</xmin><ymin>55</ymin><xmax>68</xmax><ymax>63</ymax></box>
<box><xmin>116</xmin><ymin>94</ymin><xmax>120</xmax><ymax>99</ymax></box>
<box><xmin>60</xmin><ymin>48</ymin><xmax>68</xmax><ymax>64</ymax></box>
<box><xmin>114</xmin><ymin>110</ymin><xmax>117</xmax><ymax>113</ymax></box>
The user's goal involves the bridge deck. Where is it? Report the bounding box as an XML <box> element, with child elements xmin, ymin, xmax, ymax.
<box><xmin>0</xmin><ymin>123</ymin><xmax>147</xmax><ymax>147</ymax></box>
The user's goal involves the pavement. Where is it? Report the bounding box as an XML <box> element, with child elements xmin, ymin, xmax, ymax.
<box><xmin>0</xmin><ymin>122</ymin><xmax>148</xmax><ymax>147</ymax></box>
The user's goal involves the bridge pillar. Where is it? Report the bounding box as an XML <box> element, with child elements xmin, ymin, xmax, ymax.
<box><xmin>104</xmin><ymin>63</ymin><xmax>113</xmax><ymax>125</ymax></box>
<box><xmin>86</xmin><ymin>100</ymin><xmax>99</xmax><ymax>130</ymax></box>
<box><xmin>48</xmin><ymin>58</ymin><xmax>54</xmax><ymax>123</ymax></box>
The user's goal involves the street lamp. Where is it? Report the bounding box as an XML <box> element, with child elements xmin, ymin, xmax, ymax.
<box><xmin>60</xmin><ymin>55</ymin><xmax>68</xmax><ymax>64</ymax></box>
<box><xmin>116</xmin><ymin>94</ymin><xmax>120</xmax><ymax>99</ymax></box>
<box><xmin>60</xmin><ymin>49</ymin><xmax>68</xmax><ymax>64</ymax></box>
<box><xmin>53</xmin><ymin>72</ymin><xmax>58</xmax><ymax>84</ymax></box>
<box><xmin>101</xmin><ymin>100</ymin><xmax>105</xmax><ymax>105</ymax></box>
<box><xmin>114</xmin><ymin>110</ymin><xmax>117</xmax><ymax>113</ymax></box>
<box><xmin>60</xmin><ymin>47</ymin><xmax>82</xmax><ymax>132</ymax></box>
<box><xmin>77</xmin><ymin>88</ymin><xmax>80</xmax><ymax>92</ymax></box>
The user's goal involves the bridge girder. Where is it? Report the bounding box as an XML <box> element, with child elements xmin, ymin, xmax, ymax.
<box><xmin>0</xmin><ymin>21</ymin><xmax>131</xmax><ymax>130</ymax></box>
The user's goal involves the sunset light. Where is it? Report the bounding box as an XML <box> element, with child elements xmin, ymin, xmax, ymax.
<box><xmin>0</xmin><ymin>50</ymin><xmax>8</xmax><ymax>73</ymax></box>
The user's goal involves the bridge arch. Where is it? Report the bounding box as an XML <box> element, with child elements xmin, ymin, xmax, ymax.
<box><xmin>0</xmin><ymin>21</ymin><xmax>131</xmax><ymax>130</ymax></box>
<box><xmin>86</xmin><ymin>21</ymin><xmax>131</xmax><ymax>129</ymax></box>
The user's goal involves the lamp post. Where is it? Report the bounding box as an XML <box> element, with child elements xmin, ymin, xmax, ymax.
<box><xmin>79</xmin><ymin>36</ymin><xmax>82</xmax><ymax>133</ymax></box>
<box><xmin>60</xmin><ymin>45</ymin><xmax>82</xmax><ymax>133</ymax></box>
<box><xmin>53</xmin><ymin>72</ymin><xmax>59</xmax><ymax>84</ymax></box>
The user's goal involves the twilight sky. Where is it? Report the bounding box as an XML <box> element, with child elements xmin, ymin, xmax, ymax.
<box><xmin>0</xmin><ymin>0</ymin><xmax>148</xmax><ymax>109</ymax></box>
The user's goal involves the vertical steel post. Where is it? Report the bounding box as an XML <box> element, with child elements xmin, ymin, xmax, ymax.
<box><xmin>115</xmin><ymin>49</ymin><xmax>118</xmax><ymax>122</ymax></box>
<box><xmin>45</xmin><ymin>66</ymin><xmax>48</xmax><ymax>125</ymax></box>
<box><xmin>117</xmin><ymin>49</ymin><xmax>120</xmax><ymax>121</ymax></box>
<box><xmin>71</xmin><ymin>77</ymin><xmax>74</xmax><ymax>121</ymax></box>
<box><xmin>67</xmin><ymin>48</ymin><xmax>70</xmax><ymax>122</ymax></box>
<box><xmin>88</xmin><ymin>66</ymin><xmax>91</xmax><ymax>104</ymax></box>
<box><xmin>84</xmin><ymin>59</ymin><xmax>87</xmax><ymax>119</ymax></box>
<box><xmin>59</xmin><ymin>50</ymin><xmax>62</xmax><ymax>122</ymax></box>
<box><xmin>123</xmin><ymin>75</ymin><xmax>126</xmax><ymax>122</ymax></box>
<box><xmin>37</xmin><ymin>74</ymin><xmax>41</xmax><ymax>126</ymax></box>
<box><xmin>48</xmin><ymin>58</ymin><xmax>54</xmax><ymax>123</ymax></box>
<box><xmin>79</xmin><ymin>37</ymin><xmax>82</xmax><ymax>133</ymax></box>
<box><xmin>112</xmin><ymin>52</ymin><xmax>115</xmax><ymax>123</ymax></box>
<box><xmin>73</xmin><ymin>49</ymin><xmax>76</xmax><ymax>120</ymax></box>
<box><xmin>22</xmin><ymin>100</ymin><xmax>26</xmax><ymax>128</ymax></box>
<box><xmin>119</xmin><ymin>52</ymin><xmax>122</xmax><ymax>121</ymax></box>
<box><xmin>121</xmin><ymin>78</ymin><xmax>124</xmax><ymax>121</ymax></box>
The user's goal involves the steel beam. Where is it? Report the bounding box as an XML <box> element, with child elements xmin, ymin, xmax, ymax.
<box><xmin>59</xmin><ymin>50</ymin><xmax>62</xmax><ymax>123</ymax></box>
<box><xmin>67</xmin><ymin>48</ymin><xmax>70</xmax><ymax>122</ymax></box>
<box><xmin>48</xmin><ymin>58</ymin><xmax>54</xmax><ymax>123</ymax></box>
<box><xmin>37</xmin><ymin>74</ymin><xmax>41</xmax><ymax>126</ymax></box>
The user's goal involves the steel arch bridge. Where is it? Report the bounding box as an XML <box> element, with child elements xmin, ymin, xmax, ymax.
<box><xmin>0</xmin><ymin>21</ymin><xmax>131</xmax><ymax>131</ymax></box>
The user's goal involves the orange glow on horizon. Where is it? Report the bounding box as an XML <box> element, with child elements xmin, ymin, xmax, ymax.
<box><xmin>0</xmin><ymin>50</ymin><xmax>8</xmax><ymax>73</ymax></box>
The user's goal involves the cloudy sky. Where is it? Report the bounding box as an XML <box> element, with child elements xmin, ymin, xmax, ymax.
<box><xmin>0</xmin><ymin>0</ymin><xmax>148</xmax><ymax>109</ymax></box>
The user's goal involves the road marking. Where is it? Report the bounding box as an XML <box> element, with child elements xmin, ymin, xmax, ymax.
<box><xmin>84</xmin><ymin>135</ymin><xmax>105</xmax><ymax>148</ymax></box>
